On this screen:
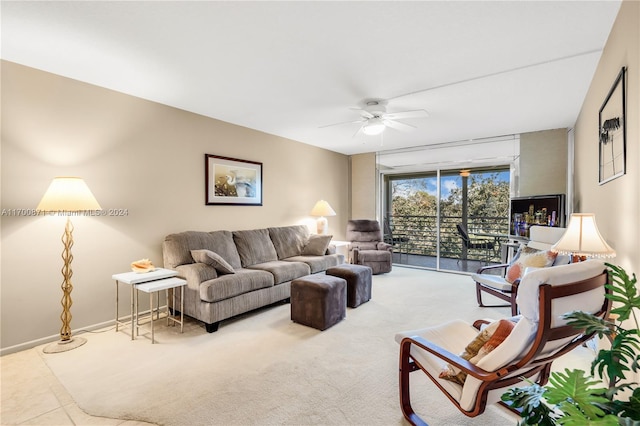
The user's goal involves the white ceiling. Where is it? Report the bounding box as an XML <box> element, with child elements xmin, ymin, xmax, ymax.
<box><xmin>2</xmin><ymin>1</ymin><xmax>621</xmax><ymax>156</ymax></box>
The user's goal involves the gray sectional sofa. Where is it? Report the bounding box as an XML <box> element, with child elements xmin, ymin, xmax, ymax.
<box><xmin>162</xmin><ymin>225</ymin><xmax>345</xmax><ymax>332</ymax></box>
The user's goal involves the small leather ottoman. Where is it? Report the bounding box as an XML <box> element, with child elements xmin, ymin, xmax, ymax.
<box><xmin>291</xmin><ymin>274</ymin><xmax>346</xmax><ymax>330</ymax></box>
<box><xmin>326</xmin><ymin>264</ymin><xmax>372</xmax><ymax>308</ymax></box>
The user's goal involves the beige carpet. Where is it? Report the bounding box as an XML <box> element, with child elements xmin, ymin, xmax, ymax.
<box><xmin>41</xmin><ymin>267</ymin><xmax>590</xmax><ymax>426</ymax></box>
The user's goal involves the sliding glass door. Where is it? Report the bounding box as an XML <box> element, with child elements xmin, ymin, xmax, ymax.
<box><xmin>384</xmin><ymin>167</ymin><xmax>510</xmax><ymax>272</ymax></box>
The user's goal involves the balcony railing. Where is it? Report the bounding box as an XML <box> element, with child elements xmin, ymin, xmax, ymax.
<box><xmin>385</xmin><ymin>214</ymin><xmax>510</xmax><ymax>266</ymax></box>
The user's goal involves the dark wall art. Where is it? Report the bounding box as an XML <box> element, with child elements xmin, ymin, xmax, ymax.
<box><xmin>599</xmin><ymin>67</ymin><xmax>626</xmax><ymax>185</ymax></box>
<box><xmin>205</xmin><ymin>154</ymin><xmax>263</xmax><ymax>205</ymax></box>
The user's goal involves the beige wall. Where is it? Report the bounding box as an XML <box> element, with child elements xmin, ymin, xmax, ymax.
<box><xmin>350</xmin><ymin>153</ymin><xmax>377</xmax><ymax>219</ymax></box>
<box><xmin>519</xmin><ymin>129</ymin><xmax>568</xmax><ymax>197</ymax></box>
<box><xmin>0</xmin><ymin>61</ymin><xmax>349</xmax><ymax>351</ymax></box>
<box><xmin>573</xmin><ymin>0</ymin><xmax>639</xmax><ymax>276</ymax></box>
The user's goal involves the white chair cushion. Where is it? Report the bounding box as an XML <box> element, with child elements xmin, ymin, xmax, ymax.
<box><xmin>396</xmin><ymin>317</ymin><xmax>537</xmax><ymax>412</ymax></box>
<box><xmin>468</xmin><ymin>260</ymin><xmax>607</xmax><ymax>411</ymax></box>
<box><xmin>395</xmin><ymin>320</ymin><xmax>480</xmax><ymax>403</ymax></box>
<box><xmin>553</xmin><ymin>254</ymin><xmax>572</xmax><ymax>266</ymax></box>
<box><xmin>526</xmin><ymin>240</ymin><xmax>554</xmax><ymax>250</ymax></box>
<box><xmin>471</xmin><ymin>273</ymin><xmax>514</xmax><ymax>291</ymax></box>
<box><xmin>473</xmin><ymin>227</ymin><xmax>567</xmax><ymax>290</ymax></box>
<box><xmin>517</xmin><ymin>259</ymin><xmax>606</xmax><ymax>325</ymax></box>
<box><xmin>528</xmin><ymin>226</ymin><xmax>567</xmax><ymax>246</ymax></box>
<box><xmin>527</xmin><ymin>225</ymin><xmax>566</xmax><ymax>251</ymax></box>
<box><xmin>460</xmin><ymin>316</ymin><xmax>536</xmax><ymax>410</ymax></box>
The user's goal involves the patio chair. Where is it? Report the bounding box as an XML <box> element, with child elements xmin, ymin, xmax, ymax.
<box><xmin>456</xmin><ymin>223</ymin><xmax>495</xmax><ymax>263</ymax></box>
<box><xmin>396</xmin><ymin>259</ymin><xmax>610</xmax><ymax>425</ymax></box>
<box><xmin>473</xmin><ymin>225</ymin><xmax>568</xmax><ymax>316</ymax></box>
<box><xmin>383</xmin><ymin>217</ymin><xmax>410</xmax><ymax>260</ymax></box>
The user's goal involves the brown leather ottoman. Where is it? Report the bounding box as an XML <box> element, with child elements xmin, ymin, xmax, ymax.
<box><xmin>291</xmin><ymin>274</ymin><xmax>346</xmax><ymax>330</ymax></box>
<box><xmin>326</xmin><ymin>264</ymin><xmax>372</xmax><ymax>308</ymax></box>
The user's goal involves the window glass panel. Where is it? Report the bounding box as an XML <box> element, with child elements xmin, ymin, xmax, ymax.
<box><xmin>385</xmin><ymin>167</ymin><xmax>510</xmax><ymax>272</ymax></box>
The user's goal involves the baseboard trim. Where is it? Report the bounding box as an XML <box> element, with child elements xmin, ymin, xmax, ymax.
<box><xmin>1</xmin><ymin>319</ymin><xmax>115</xmax><ymax>356</ymax></box>
<box><xmin>1</xmin><ymin>306</ymin><xmax>166</xmax><ymax>356</ymax></box>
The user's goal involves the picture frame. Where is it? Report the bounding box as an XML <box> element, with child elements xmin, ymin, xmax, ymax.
<box><xmin>599</xmin><ymin>66</ymin><xmax>626</xmax><ymax>185</ymax></box>
<box><xmin>205</xmin><ymin>154</ymin><xmax>263</xmax><ymax>205</ymax></box>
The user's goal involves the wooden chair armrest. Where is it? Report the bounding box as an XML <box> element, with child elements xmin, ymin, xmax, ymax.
<box><xmin>401</xmin><ymin>335</ymin><xmax>504</xmax><ymax>381</ymax></box>
<box><xmin>472</xmin><ymin>319</ymin><xmax>491</xmax><ymax>329</ymax></box>
<box><xmin>473</xmin><ymin>316</ymin><xmax>520</xmax><ymax>330</ymax></box>
<box><xmin>475</xmin><ymin>263</ymin><xmax>509</xmax><ymax>274</ymax></box>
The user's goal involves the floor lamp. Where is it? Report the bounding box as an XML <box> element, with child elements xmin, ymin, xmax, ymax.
<box><xmin>551</xmin><ymin>213</ymin><xmax>616</xmax><ymax>261</ymax></box>
<box><xmin>37</xmin><ymin>177</ymin><xmax>101</xmax><ymax>354</ymax></box>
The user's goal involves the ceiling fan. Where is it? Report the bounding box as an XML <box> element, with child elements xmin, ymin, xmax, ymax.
<box><xmin>321</xmin><ymin>98</ymin><xmax>429</xmax><ymax>136</ymax></box>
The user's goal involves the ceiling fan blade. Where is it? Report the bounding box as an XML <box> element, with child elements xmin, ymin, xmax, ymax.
<box><xmin>319</xmin><ymin>119</ymin><xmax>366</xmax><ymax>129</ymax></box>
<box><xmin>349</xmin><ymin>106</ymin><xmax>376</xmax><ymax>119</ymax></box>
<box><xmin>352</xmin><ymin>125</ymin><xmax>364</xmax><ymax>138</ymax></box>
<box><xmin>383</xmin><ymin>119</ymin><xmax>416</xmax><ymax>132</ymax></box>
<box><xmin>383</xmin><ymin>109</ymin><xmax>429</xmax><ymax>120</ymax></box>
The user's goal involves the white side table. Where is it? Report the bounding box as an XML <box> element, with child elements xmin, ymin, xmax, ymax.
<box><xmin>112</xmin><ymin>268</ymin><xmax>180</xmax><ymax>342</ymax></box>
<box><xmin>331</xmin><ymin>240</ymin><xmax>350</xmax><ymax>262</ymax></box>
<box><xmin>135</xmin><ymin>277</ymin><xmax>186</xmax><ymax>344</ymax></box>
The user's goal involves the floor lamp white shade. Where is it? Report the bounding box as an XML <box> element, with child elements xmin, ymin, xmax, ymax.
<box><xmin>551</xmin><ymin>213</ymin><xmax>616</xmax><ymax>258</ymax></box>
<box><xmin>37</xmin><ymin>177</ymin><xmax>101</xmax><ymax>353</ymax></box>
<box><xmin>310</xmin><ymin>200</ymin><xmax>336</xmax><ymax>235</ymax></box>
<box><xmin>37</xmin><ymin>177</ymin><xmax>101</xmax><ymax>212</ymax></box>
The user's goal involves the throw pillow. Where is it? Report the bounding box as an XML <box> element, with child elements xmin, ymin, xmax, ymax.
<box><xmin>439</xmin><ymin>319</ymin><xmax>515</xmax><ymax>385</ymax></box>
<box><xmin>268</xmin><ymin>225</ymin><xmax>309</xmax><ymax>259</ymax></box>
<box><xmin>191</xmin><ymin>249</ymin><xmax>235</xmax><ymax>275</ymax></box>
<box><xmin>505</xmin><ymin>247</ymin><xmax>557</xmax><ymax>284</ymax></box>
<box><xmin>302</xmin><ymin>234</ymin><xmax>333</xmax><ymax>256</ymax></box>
<box><xmin>233</xmin><ymin>229</ymin><xmax>278</xmax><ymax>267</ymax></box>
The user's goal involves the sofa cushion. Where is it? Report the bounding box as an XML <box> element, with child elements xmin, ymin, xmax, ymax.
<box><xmin>199</xmin><ymin>268</ymin><xmax>274</xmax><ymax>303</ymax></box>
<box><xmin>247</xmin><ymin>260</ymin><xmax>310</xmax><ymax>285</ymax></box>
<box><xmin>234</xmin><ymin>229</ymin><xmax>279</xmax><ymax>267</ymax></box>
<box><xmin>191</xmin><ymin>249</ymin><xmax>235</xmax><ymax>275</ymax></box>
<box><xmin>268</xmin><ymin>225</ymin><xmax>310</xmax><ymax>259</ymax></box>
<box><xmin>163</xmin><ymin>230</ymin><xmax>242</xmax><ymax>269</ymax></box>
<box><xmin>285</xmin><ymin>253</ymin><xmax>343</xmax><ymax>274</ymax></box>
<box><xmin>302</xmin><ymin>234</ymin><xmax>333</xmax><ymax>255</ymax></box>
<box><xmin>202</xmin><ymin>231</ymin><xmax>243</xmax><ymax>269</ymax></box>
<box><xmin>176</xmin><ymin>263</ymin><xmax>218</xmax><ymax>290</ymax></box>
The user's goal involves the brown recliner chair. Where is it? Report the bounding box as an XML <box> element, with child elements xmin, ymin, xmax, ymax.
<box><xmin>346</xmin><ymin>219</ymin><xmax>393</xmax><ymax>274</ymax></box>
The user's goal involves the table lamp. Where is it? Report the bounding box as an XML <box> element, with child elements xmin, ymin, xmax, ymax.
<box><xmin>551</xmin><ymin>213</ymin><xmax>616</xmax><ymax>262</ymax></box>
<box><xmin>310</xmin><ymin>200</ymin><xmax>336</xmax><ymax>235</ymax></box>
<box><xmin>37</xmin><ymin>177</ymin><xmax>101</xmax><ymax>353</ymax></box>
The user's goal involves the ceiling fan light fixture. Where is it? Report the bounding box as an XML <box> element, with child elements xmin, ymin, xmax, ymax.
<box><xmin>362</xmin><ymin>117</ymin><xmax>385</xmax><ymax>135</ymax></box>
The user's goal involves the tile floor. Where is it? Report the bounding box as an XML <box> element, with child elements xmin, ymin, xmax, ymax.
<box><xmin>0</xmin><ymin>346</ymin><xmax>155</xmax><ymax>426</ymax></box>
<box><xmin>1</xmin><ymin>339</ymin><xmax>596</xmax><ymax>426</ymax></box>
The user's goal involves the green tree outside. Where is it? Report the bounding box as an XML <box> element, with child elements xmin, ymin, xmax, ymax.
<box><xmin>388</xmin><ymin>171</ymin><xmax>510</xmax><ymax>261</ymax></box>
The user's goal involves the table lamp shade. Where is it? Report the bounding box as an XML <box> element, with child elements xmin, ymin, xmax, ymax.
<box><xmin>551</xmin><ymin>213</ymin><xmax>616</xmax><ymax>258</ymax></box>
<box><xmin>310</xmin><ymin>200</ymin><xmax>336</xmax><ymax>235</ymax></box>
<box><xmin>310</xmin><ymin>200</ymin><xmax>336</xmax><ymax>217</ymax></box>
<box><xmin>37</xmin><ymin>177</ymin><xmax>102</xmax><ymax>212</ymax></box>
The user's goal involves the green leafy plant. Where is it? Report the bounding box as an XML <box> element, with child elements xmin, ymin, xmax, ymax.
<box><xmin>502</xmin><ymin>263</ymin><xmax>640</xmax><ymax>425</ymax></box>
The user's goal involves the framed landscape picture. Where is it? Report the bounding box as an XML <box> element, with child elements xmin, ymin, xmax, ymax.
<box><xmin>205</xmin><ymin>154</ymin><xmax>263</xmax><ymax>205</ymax></box>
<box><xmin>599</xmin><ymin>67</ymin><xmax>626</xmax><ymax>185</ymax></box>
